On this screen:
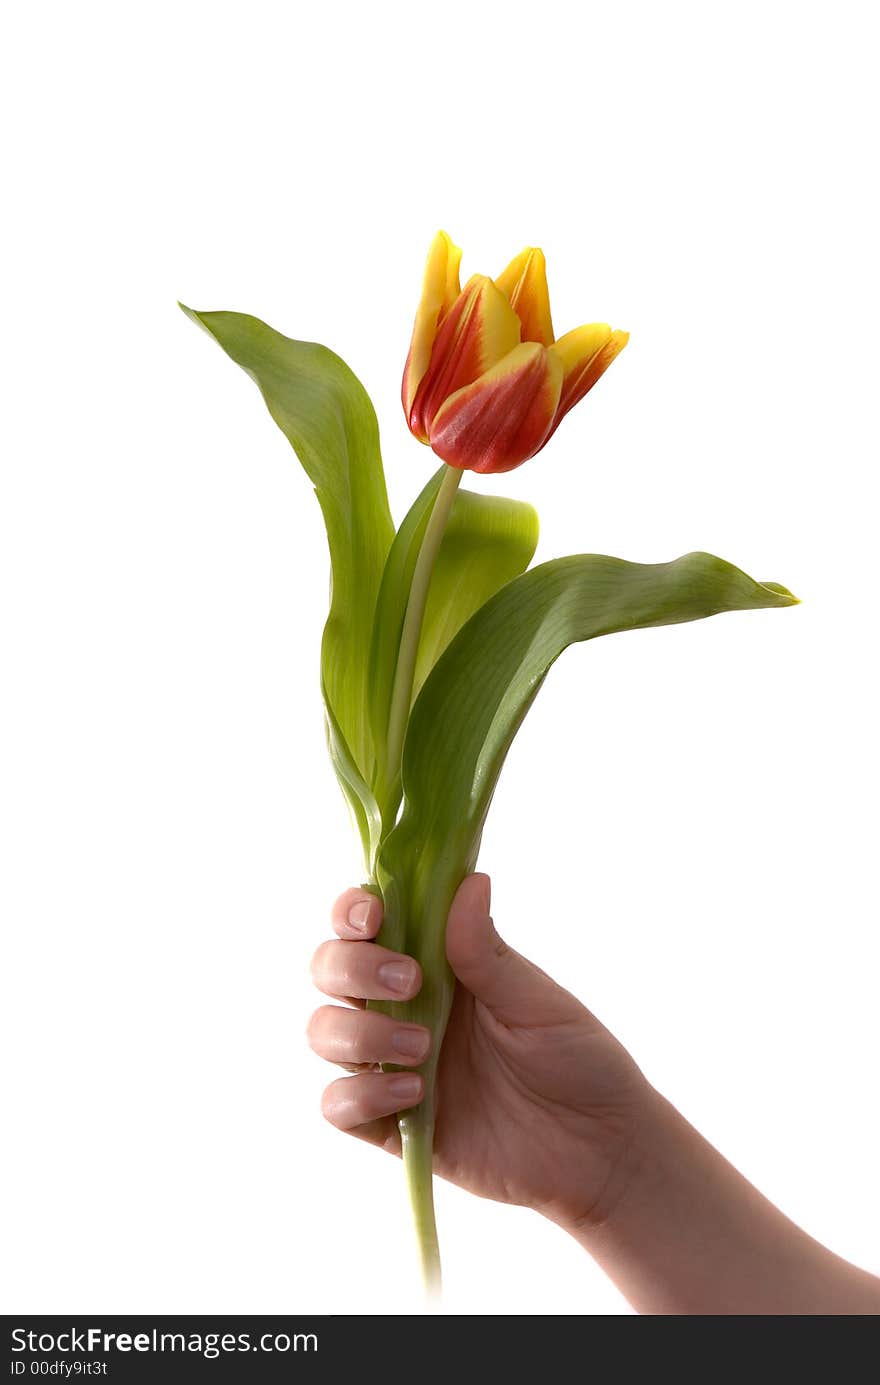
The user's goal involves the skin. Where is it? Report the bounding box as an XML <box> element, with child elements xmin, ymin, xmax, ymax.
<box><xmin>309</xmin><ymin>874</ymin><xmax>880</xmax><ymax>1315</ymax></box>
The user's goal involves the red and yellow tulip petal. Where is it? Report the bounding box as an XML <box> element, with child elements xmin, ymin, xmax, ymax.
<box><xmin>428</xmin><ymin>342</ymin><xmax>563</xmax><ymax>474</ymax></box>
<box><xmin>548</xmin><ymin>325</ymin><xmax>629</xmax><ymax>432</ymax></box>
<box><xmin>495</xmin><ymin>247</ymin><xmax>554</xmax><ymax>346</ymax></box>
<box><xmin>408</xmin><ymin>275</ymin><xmax>521</xmax><ymax>442</ymax></box>
<box><xmin>401</xmin><ymin>230</ymin><xmax>463</xmax><ymax>425</ymax></box>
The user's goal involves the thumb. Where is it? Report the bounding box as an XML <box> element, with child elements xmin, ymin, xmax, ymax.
<box><xmin>445</xmin><ymin>874</ymin><xmax>582</xmax><ymax>1027</ymax></box>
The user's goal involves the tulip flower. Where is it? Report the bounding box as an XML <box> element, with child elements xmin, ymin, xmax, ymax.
<box><xmin>402</xmin><ymin>231</ymin><xmax>629</xmax><ymax>474</ymax></box>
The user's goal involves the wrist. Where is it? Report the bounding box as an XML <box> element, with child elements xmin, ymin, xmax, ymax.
<box><xmin>533</xmin><ymin>1075</ymin><xmax>664</xmax><ymax>1239</ymax></box>
<box><xmin>556</xmin><ymin>1086</ymin><xmax>880</xmax><ymax>1316</ymax></box>
<box><xmin>553</xmin><ymin>1081</ymin><xmax>669</xmax><ymax>1242</ymax></box>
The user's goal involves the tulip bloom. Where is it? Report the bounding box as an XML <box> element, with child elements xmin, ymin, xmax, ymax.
<box><xmin>402</xmin><ymin>231</ymin><xmax>629</xmax><ymax>474</ymax></box>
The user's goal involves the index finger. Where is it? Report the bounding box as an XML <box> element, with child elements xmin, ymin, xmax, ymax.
<box><xmin>331</xmin><ymin>887</ymin><xmax>383</xmax><ymax>940</ymax></box>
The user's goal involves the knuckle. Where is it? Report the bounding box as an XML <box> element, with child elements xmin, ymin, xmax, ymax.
<box><xmin>320</xmin><ymin>1080</ymin><xmax>348</xmax><ymax>1125</ymax></box>
<box><xmin>305</xmin><ymin>1006</ymin><xmax>330</xmax><ymax>1049</ymax></box>
<box><xmin>309</xmin><ymin>939</ymin><xmax>332</xmax><ymax>980</ymax></box>
<box><xmin>343</xmin><ymin>1025</ymin><xmax>367</xmax><ymax>1063</ymax></box>
<box><xmin>488</xmin><ymin>924</ymin><xmax>509</xmax><ymax>962</ymax></box>
<box><xmin>330</xmin><ymin>1012</ymin><xmax>360</xmax><ymax>1062</ymax></box>
<box><xmin>333</xmin><ymin>962</ymin><xmax>356</xmax><ymax>994</ymax></box>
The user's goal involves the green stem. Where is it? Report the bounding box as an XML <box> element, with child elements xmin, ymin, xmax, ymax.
<box><xmin>374</xmin><ymin>464</ymin><xmax>462</xmax><ymax>1295</ymax></box>
<box><xmin>376</xmin><ymin>860</ymin><xmax>461</xmax><ymax>1298</ymax></box>
<box><xmin>400</xmin><ymin>1103</ymin><xmax>441</xmax><ymax>1296</ymax></box>
<box><xmin>383</xmin><ymin>464</ymin><xmax>462</xmax><ymax>806</ymax></box>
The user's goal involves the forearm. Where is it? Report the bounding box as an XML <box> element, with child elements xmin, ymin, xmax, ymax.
<box><xmin>568</xmin><ymin>1089</ymin><xmax>880</xmax><ymax>1315</ymax></box>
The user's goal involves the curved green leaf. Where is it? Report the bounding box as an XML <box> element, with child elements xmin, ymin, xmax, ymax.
<box><xmin>181</xmin><ymin>307</ymin><xmax>394</xmax><ymax>850</ymax></box>
<box><xmin>367</xmin><ymin>466</ymin><xmax>539</xmax><ymax>802</ymax></box>
<box><xmin>387</xmin><ymin>552</ymin><xmax>798</xmax><ymax>896</ymax></box>
<box><xmin>323</xmin><ymin>677</ymin><xmax>383</xmax><ymax>869</ymax></box>
<box><xmin>414</xmin><ymin>484</ymin><xmax>540</xmax><ymax>700</ymax></box>
<box><xmin>374</xmin><ymin>551</ymin><xmax>798</xmax><ymax>1182</ymax></box>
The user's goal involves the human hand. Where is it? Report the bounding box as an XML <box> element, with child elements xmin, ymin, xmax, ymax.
<box><xmin>308</xmin><ymin>873</ymin><xmax>650</xmax><ymax>1231</ymax></box>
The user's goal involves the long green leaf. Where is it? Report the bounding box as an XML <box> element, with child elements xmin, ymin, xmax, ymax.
<box><xmin>374</xmin><ymin>551</ymin><xmax>798</xmax><ymax>1221</ymax></box>
<box><xmin>386</xmin><ymin>552</ymin><xmax>798</xmax><ymax>903</ymax></box>
<box><xmin>367</xmin><ymin>466</ymin><xmax>539</xmax><ymax>805</ymax></box>
<box><xmin>181</xmin><ymin>307</ymin><xmax>394</xmax><ymax>856</ymax></box>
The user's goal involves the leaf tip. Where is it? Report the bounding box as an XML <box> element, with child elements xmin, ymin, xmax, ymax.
<box><xmin>178</xmin><ymin>303</ymin><xmax>224</xmax><ymax>349</ymax></box>
<box><xmin>760</xmin><ymin>580</ymin><xmax>800</xmax><ymax>606</ymax></box>
<box><xmin>523</xmin><ymin>500</ymin><xmax>540</xmax><ymax>545</ymax></box>
<box><xmin>178</xmin><ymin>301</ymin><xmax>203</xmax><ymax>327</ymax></box>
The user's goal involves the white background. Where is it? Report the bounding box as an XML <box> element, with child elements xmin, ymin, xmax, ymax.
<box><xmin>2</xmin><ymin>1</ymin><xmax>878</xmax><ymax>1316</ymax></box>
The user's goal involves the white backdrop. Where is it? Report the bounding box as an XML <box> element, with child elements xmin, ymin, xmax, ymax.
<box><xmin>2</xmin><ymin>1</ymin><xmax>877</xmax><ymax>1316</ymax></box>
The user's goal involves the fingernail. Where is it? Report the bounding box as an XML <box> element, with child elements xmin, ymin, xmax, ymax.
<box><xmin>391</xmin><ymin>1026</ymin><xmax>430</xmax><ymax>1060</ymax></box>
<box><xmin>388</xmin><ymin>1074</ymin><xmax>422</xmax><ymax>1103</ymax></box>
<box><xmin>377</xmin><ymin>961</ymin><xmax>417</xmax><ymax>995</ymax></box>
<box><xmin>348</xmin><ymin>900</ymin><xmax>372</xmax><ymax>932</ymax></box>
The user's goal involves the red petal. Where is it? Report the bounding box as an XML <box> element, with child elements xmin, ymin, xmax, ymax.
<box><xmin>401</xmin><ymin>231</ymin><xmax>463</xmax><ymax>435</ymax></box>
<box><xmin>428</xmin><ymin>343</ymin><xmax>563</xmax><ymax>474</ymax></box>
<box><xmin>408</xmin><ymin>275</ymin><xmax>520</xmax><ymax>442</ymax></box>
